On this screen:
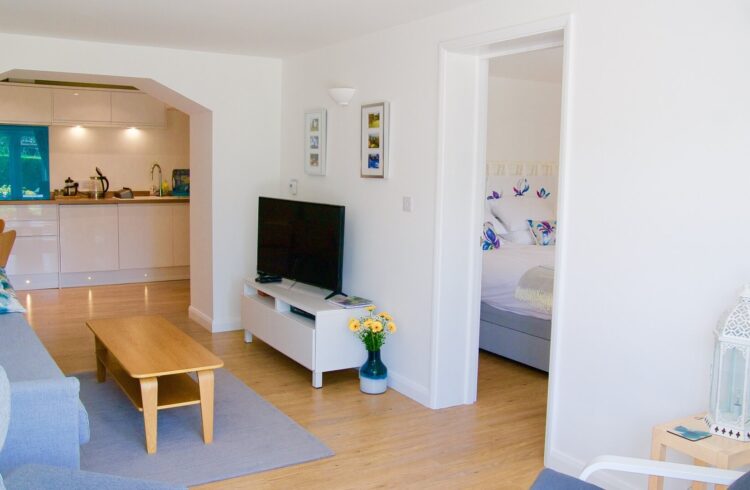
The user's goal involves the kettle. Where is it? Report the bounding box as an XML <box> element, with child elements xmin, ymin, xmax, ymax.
<box><xmin>63</xmin><ymin>177</ymin><xmax>79</xmax><ymax>197</ymax></box>
<box><xmin>89</xmin><ymin>167</ymin><xmax>109</xmax><ymax>199</ymax></box>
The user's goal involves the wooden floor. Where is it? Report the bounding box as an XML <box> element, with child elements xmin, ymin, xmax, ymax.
<box><xmin>21</xmin><ymin>280</ymin><xmax>548</xmax><ymax>489</ymax></box>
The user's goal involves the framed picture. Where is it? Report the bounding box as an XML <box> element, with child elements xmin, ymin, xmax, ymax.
<box><xmin>361</xmin><ymin>102</ymin><xmax>389</xmax><ymax>178</ymax></box>
<box><xmin>304</xmin><ymin>108</ymin><xmax>326</xmax><ymax>175</ymax></box>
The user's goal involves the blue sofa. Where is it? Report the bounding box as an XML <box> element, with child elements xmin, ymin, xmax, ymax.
<box><xmin>0</xmin><ymin>312</ymin><xmax>89</xmax><ymax>474</ymax></box>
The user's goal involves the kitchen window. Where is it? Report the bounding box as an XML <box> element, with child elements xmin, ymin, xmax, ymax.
<box><xmin>0</xmin><ymin>125</ymin><xmax>50</xmax><ymax>200</ymax></box>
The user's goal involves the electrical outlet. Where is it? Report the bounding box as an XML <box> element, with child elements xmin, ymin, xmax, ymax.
<box><xmin>289</xmin><ymin>179</ymin><xmax>298</xmax><ymax>196</ymax></box>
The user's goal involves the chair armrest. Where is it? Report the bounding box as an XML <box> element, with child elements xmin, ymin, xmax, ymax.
<box><xmin>579</xmin><ymin>455</ymin><xmax>745</xmax><ymax>485</ymax></box>
<box><xmin>0</xmin><ymin>377</ymin><xmax>84</xmax><ymax>474</ymax></box>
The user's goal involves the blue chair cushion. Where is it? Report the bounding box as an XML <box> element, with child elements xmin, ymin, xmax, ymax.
<box><xmin>729</xmin><ymin>470</ymin><xmax>750</xmax><ymax>489</ymax></box>
<box><xmin>530</xmin><ymin>468</ymin><xmax>603</xmax><ymax>490</ymax></box>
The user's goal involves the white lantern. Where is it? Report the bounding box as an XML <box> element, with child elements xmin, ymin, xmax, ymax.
<box><xmin>706</xmin><ymin>285</ymin><xmax>750</xmax><ymax>441</ymax></box>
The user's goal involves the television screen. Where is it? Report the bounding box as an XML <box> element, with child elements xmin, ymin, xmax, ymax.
<box><xmin>257</xmin><ymin>197</ymin><xmax>345</xmax><ymax>292</ymax></box>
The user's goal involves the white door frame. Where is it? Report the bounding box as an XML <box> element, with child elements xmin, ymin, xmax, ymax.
<box><xmin>430</xmin><ymin>14</ymin><xmax>573</xmax><ymax>462</ymax></box>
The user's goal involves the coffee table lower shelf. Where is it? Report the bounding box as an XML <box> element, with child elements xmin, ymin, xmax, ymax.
<box><xmin>98</xmin><ymin>353</ymin><xmax>201</xmax><ymax>411</ymax></box>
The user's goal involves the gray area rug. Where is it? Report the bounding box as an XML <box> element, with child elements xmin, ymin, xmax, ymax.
<box><xmin>77</xmin><ymin>369</ymin><xmax>333</xmax><ymax>486</ymax></box>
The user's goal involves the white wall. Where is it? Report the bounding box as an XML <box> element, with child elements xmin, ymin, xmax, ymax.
<box><xmin>281</xmin><ymin>0</ymin><xmax>750</xmax><ymax>486</ymax></box>
<box><xmin>486</xmin><ymin>76</ymin><xmax>561</xmax><ymax>163</ymax></box>
<box><xmin>0</xmin><ymin>32</ymin><xmax>282</xmax><ymax>330</ymax></box>
<box><xmin>50</xmin><ymin>109</ymin><xmax>189</xmax><ymax>193</ymax></box>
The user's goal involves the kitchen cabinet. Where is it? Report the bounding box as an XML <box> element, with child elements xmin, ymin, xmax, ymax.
<box><xmin>172</xmin><ymin>204</ymin><xmax>190</xmax><ymax>267</ymax></box>
<box><xmin>53</xmin><ymin>89</ymin><xmax>111</xmax><ymax>123</ymax></box>
<box><xmin>59</xmin><ymin>205</ymin><xmax>119</xmax><ymax>272</ymax></box>
<box><xmin>0</xmin><ymin>204</ymin><xmax>59</xmax><ymax>290</ymax></box>
<box><xmin>0</xmin><ymin>85</ymin><xmax>53</xmax><ymax>124</ymax></box>
<box><xmin>2</xmin><ymin>201</ymin><xmax>188</xmax><ymax>290</ymax></box>
<box><xmin>111</xmin><ymin>92</ymin><xmax>166</xmax><ymax>127</ymax></box>
<box><xmin>0</xmin><ymin>83</ymin><xmax>166</xmax><ymax>128</ymax></box>
<box><xmin>8</xmin><ymin>236</ymin><xmax>58</xmax><ymax>275</ymax></box>
<box><xmin>118</xmin><ymin>204</ymin><xmax>173</xmax><ymax>269</ymax></box>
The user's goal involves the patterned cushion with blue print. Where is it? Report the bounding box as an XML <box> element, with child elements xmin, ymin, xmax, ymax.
<box><xmin>481</xmin><ymin>221</ymin><xmax>502</xmax><ymax>251</ymax></box>
<box><xmin>0</xmin><ymin>267</ymin><xmax>25</xmax><ymax>314</ymax></box>
<box><xmin>527</xmin><ymin>219</ymin><xmax>557</xmax><ymax>246</ymax></box>
<box><xmin>0</xmin><ymin>268</ymin><xmax>11</xmax><ymax>291</ymax></box>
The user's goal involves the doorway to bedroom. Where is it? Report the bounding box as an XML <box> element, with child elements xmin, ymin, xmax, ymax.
<box><xmin>479</xmin><ymin>47</ymin><xmax>563</xmax><ymax>379</ymax></box>
<box><xmin>430</xmin><ymin>21</ymin><xmax>573</xmax><ymax>459</ymax></box>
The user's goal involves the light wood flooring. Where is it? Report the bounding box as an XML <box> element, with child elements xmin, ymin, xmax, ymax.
<box><xmin>20</xmin><ymin>280</ymin><xmax>548</xmax><ymax>489</ymax></box>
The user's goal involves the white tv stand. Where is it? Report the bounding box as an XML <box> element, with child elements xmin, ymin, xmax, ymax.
<box><xmin>241</xmin><ymin>279</ymin><xmax>368</xmax><ymax>388</ymax></box>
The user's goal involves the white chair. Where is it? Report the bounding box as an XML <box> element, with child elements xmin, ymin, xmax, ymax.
<box><xmin>532</xmin><ymin>455</ymin><xmax>747</xmax><ymax>489</ymax></box>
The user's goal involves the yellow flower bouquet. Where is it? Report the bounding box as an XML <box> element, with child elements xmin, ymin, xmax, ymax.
<box><xmin>349</xmin><ymin>305</ymin><xmax>397</xmax><ymax>352</ymax></box>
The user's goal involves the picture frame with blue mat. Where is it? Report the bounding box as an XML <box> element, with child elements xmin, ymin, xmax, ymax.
<box><xmin>361</xmin><ymin>102</ymin><xmax>389</xmax><ymax>179</ymax></box>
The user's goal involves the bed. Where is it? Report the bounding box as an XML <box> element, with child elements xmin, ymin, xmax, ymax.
<box><xmin>480</xmin><ymin>242</ymin><xmax>554</xmax><ymax>371</ymax></box>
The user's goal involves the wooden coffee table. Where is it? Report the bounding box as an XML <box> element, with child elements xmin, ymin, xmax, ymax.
<box><xmin>86</xmin><ymin>315</ymin><xmax>224</xmax><ymax>454</ymax></box>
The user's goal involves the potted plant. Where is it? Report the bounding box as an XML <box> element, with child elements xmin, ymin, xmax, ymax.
<box><xmin>349</xmin><ymin>306</ymin><xmax>397</xmax><ymax>394</ymax></box>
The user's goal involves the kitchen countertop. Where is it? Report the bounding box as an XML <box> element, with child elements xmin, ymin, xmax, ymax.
<box><xmin>0</xmin><ymin>195</ymin><xmax>190</xmax><ymax>205</ymax></box>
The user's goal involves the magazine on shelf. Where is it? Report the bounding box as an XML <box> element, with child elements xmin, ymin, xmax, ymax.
<box><xmin>667</xmin><ymin>425</ymin><xmax>711</xmax><ymax>442</ymax></box>
<box><xmin>326</xmin><ymin>294</ymin><xmax>373</xmax><ymax>309</ymax></box>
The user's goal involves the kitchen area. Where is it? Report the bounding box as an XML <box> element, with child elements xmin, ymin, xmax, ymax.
<box><xmin>0</xmin><ymin>79</ymin><xmax>190</xmax><ymax>291</ymax></box>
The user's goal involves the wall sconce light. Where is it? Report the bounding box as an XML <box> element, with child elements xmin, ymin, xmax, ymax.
<box><xmin>328</xmin><ymin>87</ymin><xmax>356</xmax><ymax>106</ymax></box>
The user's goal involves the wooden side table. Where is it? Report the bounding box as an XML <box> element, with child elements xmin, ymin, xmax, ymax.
<box><xmin>649</xmin><ymin>414</ymin><xmax>750</xmax><ymax>490</ymax></box>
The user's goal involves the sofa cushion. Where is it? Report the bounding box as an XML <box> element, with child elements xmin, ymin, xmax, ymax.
<box><xmin>0</xmin><ymin>367</ymin><xmax>7</xmax><ymax>489</ymax></box>
<box><xmin>0</xmin><ymin>314</ymin><xmax>62</xmax><ymax>382</ymax></box>
<box><xmin>0</xmin><ymin>366</ymin><xmax>8</xmax><ymax>449</ymax></box>
<box><xmin>0</xmin><ymin>313</ymin><xmax>89</xmax><ymax>446</ymax></box>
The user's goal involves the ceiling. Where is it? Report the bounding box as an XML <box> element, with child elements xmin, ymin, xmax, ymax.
<box><xmin>489</xmin><ymin>47</ymin><xmax>563</xmax><ymax>83</ymax></box>
<box><xmin>0</xmin><ymin>0</ymin><xmax>484</xmax><ymax>57</ymax></box>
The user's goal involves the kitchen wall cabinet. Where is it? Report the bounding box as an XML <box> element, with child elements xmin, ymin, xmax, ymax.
<box><xmin>111</xmin><ymin>92</ymin><xmax>166</xmax><ymax>127</ymax></box>
<box><xmin>0</xmin><ymin>85</ymin><xmax>52</xmax><ymax>124</ymax></box>
<box><xmin>59</xmin><ymin>205</ymin><xmax>119</xmax><ymax>273</ymax></box>
<box><xmin>172</xmin><ymin>204</ymin><xmax>190</xmax><ymax>267</ymax></box>
<box><xmin>118</xmin><ymin>204</ymin><xmax>173</xmax><ymax>269</ymax></box>
<box><xmin>0</xmin><ymin>82</ymin><xmax>166</xmax><ymax>128</ymax></box>
<box><xmin>0</xmin><ymin>204</ymin><xmax>59</xmax><ymax>290</ymax></box>
<box><xmin>53</xmin><ymin>89</ymin><xmax>111</xmax><ymax>123</ymax></box>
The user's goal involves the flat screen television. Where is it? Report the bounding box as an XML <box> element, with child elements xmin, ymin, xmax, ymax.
<box><xmin>257</xmin><ymin>197</ymin><xmax>345</xmax><ymax>293</ymax></box>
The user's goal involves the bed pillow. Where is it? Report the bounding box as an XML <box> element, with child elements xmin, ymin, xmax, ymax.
<box><xmin>528</xmin><ymin>219</ymin><xmax>557</xmax><ymax>246</ymax></box>
<box><xmin>480</xmin><ymin>222</ymin><xmax>501</xmax><ymax>250</ymax></box>
<box><xmin>484</xmin><ymin>201</ymin><xmax>508</xmax><ymax>235</ymax></box>
<box><xmin>490</xmin><ymin>195</ymin><xmax>553</xmax><ymax>233</ymax></box>
<box><xmin>501</xmin><ymin>229</ymin><xmax>536</xmax><ymax>245</ymax></box>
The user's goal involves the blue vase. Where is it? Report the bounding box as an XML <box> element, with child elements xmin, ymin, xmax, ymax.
<box><xmin>359</xmin><ymin>349</ymin><xmax>388</xmax><ymax>394</ymax></box>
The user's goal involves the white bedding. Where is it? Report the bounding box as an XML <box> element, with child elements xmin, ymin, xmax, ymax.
<box><xmin>481</xmin><ymin>243</ymin><xmax>555</xmax><ymax>320</ymax></box>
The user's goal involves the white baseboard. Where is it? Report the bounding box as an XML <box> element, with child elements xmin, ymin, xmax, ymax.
<box><xmin>189</xmin><ymin>306</ymin><xmax>241</xmax><ymax>333</ymax></box>
<box><xmin>188</xmin><ymin>305</ymin><xmax>213</xmax><ymax>331</ymax></box>
<box><xmin>387</xmin><ymin>369</ymin><xmax>430</xmax><ymax>407</ymax></box>
<box><xmin>210</xmin><ymin>317</ymin><xmax>242</xmax><ymax>333</ymax></box>
<box><xmin>60</xmin><ymin>267</ymin><xmax>189</xmax><ymax>288</ymax></box>
<box><xmin>546</xmin><ymin>447</ymin><xmax>640</xmax><ymax>490</ymax></box>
